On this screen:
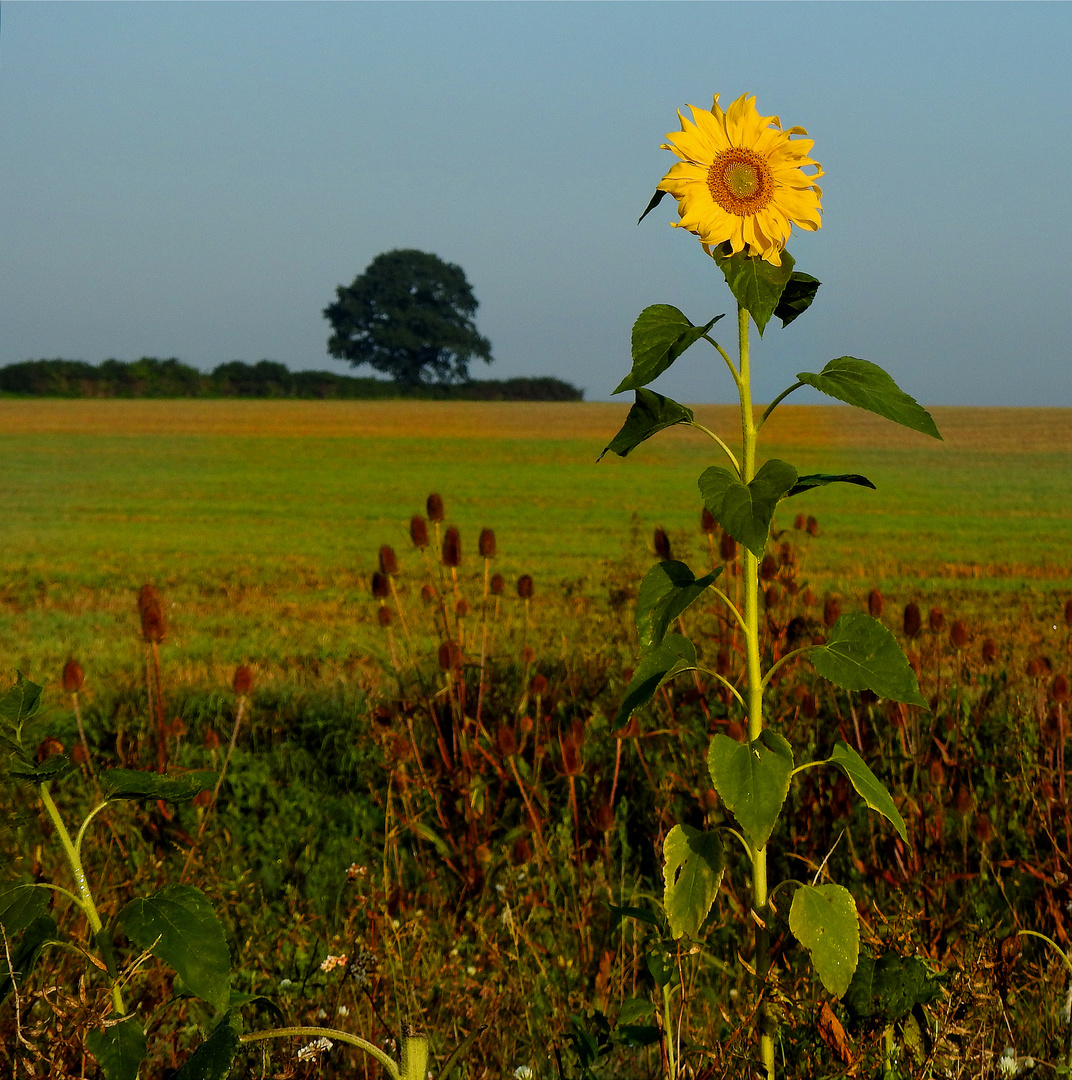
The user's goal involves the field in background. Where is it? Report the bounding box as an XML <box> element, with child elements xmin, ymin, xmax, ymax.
<box><xmin>2</xmin><ymin>399</ymin><xmax>1070</xmax><ymax>685</ymax></box>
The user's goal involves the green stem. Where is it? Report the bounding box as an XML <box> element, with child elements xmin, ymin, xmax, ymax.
<box><xmin>662</xmin><ymin>981</ymin><xmax>676</xmax><ymax>1079</ymax></box>
<box><xmin>239</xmin><ymin>1026</ymin><xmax>406</xmax><ymax>1079</ymax></box>
<box><xmin>38</xmin><ymin>783</ymin><xmax>125</xmax><ymax>1015</ymax></box>
<box><xmin>703</xmin><ymin>333</ymin><xmax>741</xmax><ymax>387</ymax></box>
<box><xmin>760</xmin><ymin>646</ymin><xmax>817</xmax><ymax>692</ymax></box>
<box><xmin>757</xmin><ymin>381</ymin><xmax>805</xmax><ymax>431</ymax></box>
<box><xmin>737</xmin><ymin>302</ymin><xmax>775</xmax><ymax>1080</ymax></box>
<box><xmin>688</xmin><ymin>421</ymin><xmax>741</xmax><ymax>476</ymax></box>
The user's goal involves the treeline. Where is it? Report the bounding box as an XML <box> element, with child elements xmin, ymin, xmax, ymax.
<box><xmin>0</xmin><ymin>358</ymin><xmax>584</xmax><ymax>402</ymax></box>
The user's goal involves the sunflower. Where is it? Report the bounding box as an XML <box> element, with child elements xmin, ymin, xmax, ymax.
<box><xmin>658</xmin><ymin>94</ymin><xmax>823</xmax><ymax>267</ymax></box>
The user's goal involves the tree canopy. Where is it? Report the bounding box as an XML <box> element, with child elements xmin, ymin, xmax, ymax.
<box><xmin>323</xmin><ymin>249</ymin><xmax>493</xmax><ymax>386</ymax></box>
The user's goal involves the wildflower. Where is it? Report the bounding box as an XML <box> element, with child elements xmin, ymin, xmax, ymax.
<box><xmin>514</xmin><ymin>1068</ymin><xmax>535</xmax><ymax>1080</ymax></box>
<box><xmin>298</xmin><ymin>1036</ymin><xmax>333</xmax><ymax>1061</ymax></box>
<box><xmin>346</xmin><ymin>863</ymin><xmax>368</xmax><ymax>880</ymax></box>
<box><xmin>658</xmin><ymin>94</ymin><xmax>823</xmax><ymax>266</ymax></box>
<box><xmin>320</xmin><ymin>954</ymin><xmax>348</xmax><ymax>973</ymax></box>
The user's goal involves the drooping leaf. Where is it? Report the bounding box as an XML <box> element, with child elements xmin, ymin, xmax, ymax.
<box><xmin>100</xmin><ymin>769</ymin><xmax>217</xmax><ymax>803</ymax></box>
<box><xmin>707</xmin><ymin>731</ymin><xmax>794</xmax><ymax>850</ymax></box>
<box><xmin>0</xmin><ymin>673</ymin><xmax>42</xmax><ymax>733</ymax></box>
<box><xmin>173</xmin><ymin>1014</ymin><xmax>241</xmax><ymax>1080</ymax></box>
<box><xmin>86</xmin><ymin>1016</ymin><xmax>147</xmax><ymax>1080</ymax></box>
<box><xmin>118</xmin><ymin>885</ymin><xmax>231</xmax><ymax>1013</ymax></box>
<box><xmin>618</xmin><ymin>997</ymin><xmax>656</xmax><ymax>1025</ymax></box>
<box><xmin>774</xmin><ymin>272</ymin><xmax>821</xmax><ymax>328</ymax></box>
<box><xmin>843</xmin><ymin>951</ymin><xmax>942</xmax><ymax>1022</ymax></box>
<box><xmin>826</xmin><ymin>742</ymin><xmax>907</xmax><ymax>841</ymax></box>
<box><xmin>786</xmin><ymin>473</ymin><xmax>875</xmax><ymax>498</ymax></box>
<box><xmin>699</xmin><ymin>459</ymin><xmax>798</xmax><ymax>557</ymax></box>
<box><xmin>645</xmin><ymin>949</ymin><xmax>676</xmax><ymax>988</ymax></box>
<box><xmin>616</xmin><ymin>1024</ymin><xmax>662</xmax><ymax>1049</ymax></box>
<box><xmin>663</xmin><ymin>824</ymin><xmax>725</xmax><ymax>939</ymax></box>
<box><xmin>613</xmin><ymin>634</ymin><xmax>696</xmax><ymax>727</ymax></box>
<box><xmin>811</xmin><ymin>614</ymin><xmax>927</xmax><ymax>706</ymax></box>
<box><xmin>796</xmin><ymin>357</ymin><xmax>942</xmax><ymax>440</ymax></box>
<box><xmin>599</xmin><ymin>390</ymin><xmax>694</xmax><ymax>460</ymax></box>
<box><xmin>614</xmin><ymin>306</ymin><xmax>722</xmax><ymax>394</ymax></box>
<box><xmin>637</xmin><ymin>187</ymin><xmax>670</xmax><ymax>225</ymax></box>
<box><xmin>789</xmin><ymin>883</ymin><xmax>860</xmax><ymax>998</ymax></box>
<box><xmin>635</xmin><ymin>560</ymin><xmax>722</xmax><ymax>650</ymax></box>
<box><xmin>8</xmin><ymin>753</ymin><xmax>73</xmax><ymax>784</ymax></box>
<box><xmin>0</xmin><ymin>885</ymin><xmax>49</xmax><ymax>936</ymax></box>
<box><xmin>712</xmin><ymin>244</ymin><xmax>796</xmax><ymax>335</ymax></box>
<box><xmin>607</xmin><ymin>904</ymin><xmax>661</xmax><ymax>931</ymax></box>
<box><xmin>0</xmin><ymin>915</ymin><xmax>56</xmax><ymax>1003</ymax></box>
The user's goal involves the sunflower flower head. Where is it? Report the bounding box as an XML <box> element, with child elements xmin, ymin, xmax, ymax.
<box><xmin>658</xmin><ymin>94</ymin><xmax>823</xmax><ymax>267</ymax></box>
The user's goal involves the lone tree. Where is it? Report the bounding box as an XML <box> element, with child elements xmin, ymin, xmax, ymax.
<box><xmin>324</xmin><ymin>249</ymin><xmax>493</xmax><ymax>387</ymax></box>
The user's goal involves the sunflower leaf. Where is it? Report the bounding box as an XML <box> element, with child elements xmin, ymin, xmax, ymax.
<box><xmin>698</xmin><ymin>459</ymin><xmax>798</xmax><ymax>557</ymax></box>
<box><xmin>775</xmin><ymin>272</ymin><xmax>821</xmax><ymax>327</ymax></box>
<box><xmin>796</xmin><ymin>357</ymin><xmax>942</xmax><ymax>440</ymax></box>
<box><xmin>86</xmin><ymin>1016</ymin><xmax>147</xmax><ymax>1080</ymax></box>
<box><xmin>614</xmin><ymin>634</ymin><xmax>696</xmax><ymax>727</ymax></box>
<box><xmin>636</xmin><ymin>560</ymin><xmax>723</xmax><ymax>650</ymax></box>
<box><xmin>787</xmin><ymin>473</ymin><xmax>876</xmax><ymax>498</ymax></box>
<box><xmin>824</xmin><ymin>741</ymin><xmax>908</xmax><ymax>842</ymax></box>
<box><xmin>614</xmin><ymin>306</ymin><xmax>722</xmax><ymax>394</ymax></box>
<box><xmin>712</xmin><ymin>245</ymin><xmax>796</xmax><ymax>335</ymax></box>
<box><xmin>663</xmin><ymin>824</ymin><xmax>725</xmax><ymax>940</ymax></box>
<box><xmin>599</xmin><ymin>389</ymin><xmax>694</xmax><ymax>460</ymax></box>
<box><xmin>707</xmin><ymin>731</ymin><xmax>794</xmax><ymax>850</ymax></box>
<box><xmin>789</xmin><ymin>884</ymin><xmax>860</xmax><ymax>998</ymax></box>
<box><xmin>638</xmin><ymin>187</ymin><xmax>670</xmax><ymax>225</ymax></box>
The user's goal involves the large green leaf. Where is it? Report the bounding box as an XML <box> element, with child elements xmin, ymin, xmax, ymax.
<box><xmin>663</xmin><ymin>824</ymin><xmax>725</xmax><ymax>940</ymax></box>
<box><xmin>118</xmin><ymin>885</ymin><xmax>231</xmax><ymax>1013</ymax></box>
<box><xmin>0</xmin><ymin>915</ymin><xmax>56</xmax><ymax>1003</ymax></box>
<box><xmin>614</xmin><ymin>306</ymin><xmax>722</xmax><ymax>394</ymax></box>
<box><xmin>707</xmin><ymin>731</ymin><xmax>794</xmax><ymax>850</ymax></box>
<box><xmin>0</xmin><ymin>673</ymin><xmax>42</xmax><ymax>733</ymax></box>
<box><xmin>613</xmin><ymin>634</ymin><xmax>696</xmax><ymax>727</ymax></box>
<box><xmin>811</xmin><ymin>614</ymin><xmax>927</xmax><ymax>706</ymax></box>
<box><xmin>825</xmin><ymin>741</ymin><xmax>907</xmax><ymax>841</ymax></box>
<box><xmin>100</xmin><ymin>769</ymin><xmax>217</xmax><ymax>803</ymax></box>
<box><xmin>599</xmin><ymin>389</ymin><xmax>694</xmax><ymax>460</ymax></box>
<box><xmin>796</xmin><ymin>357</ymin><xmax>942</xmax><ymax>440</ymax></box>
<box><xmin>8</xmin><ymin>753</ymin><xmax>73</xmax><ymax>784</ymax></box>
<box><xmin>712</xmin><ymin>245</ymin><xmax>796</xmax><ymax>335</ymax></box>
<box><xmin>698</xmin><ymin>459</ymin><xmax>798</xmax><ymax>557</ymax></box>
<box><xmin>86</xmin><ymin>1016</ymin><xmax>147</xmax><ymax>1080</ymax></box>
<box><xmin>173</xmin><ymin>1015</ymin><xmax>241</xmax><ymax>1080</ymax></box>
<box><xmin>635</xmin><ymin>560</ymin><xmax>722</xmax><ymax>650</ymax></box>
<box><xmin>789</xmin><ymin>883</ymin><xmax>860</xmax><ymax>998</ymax></box>
<box><xmin>774</xmin><ymin>272</ymin><xmax>821</xmax><ymax>328</ymax></box>
<box><xmin>786</xmin><ymin>473</ymin><xmax>875</xmax><ymax>498</ymax></box>
<box><xmin>844</xmin><ymin>951</ymin><xmax>942</xmax><ymax>1022</ymax></box>
<box><xmin>0</xmin><ymin>885</ymin><xmax>49</xmax><ymax>935</ymax></box>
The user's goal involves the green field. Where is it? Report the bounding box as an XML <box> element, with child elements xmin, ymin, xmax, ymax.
<box><xmin>3</xmin><ymin>399</ymin><xmax>1071</xmax><ymax>684</ymax></box>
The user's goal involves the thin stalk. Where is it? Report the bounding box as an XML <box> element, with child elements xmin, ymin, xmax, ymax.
<box><xmin>757</xmin><ymin>381</ymin><xmax>805</xmax><ymax>431</ymax></box>
<box><xmin>688</xmin><ymin>422</ymin><xmax>741</xmax><ymax>476</ymax></box>
<box><xmin>239</xmin><ymin>1026</ymin><xmax>405</xmax><ymax>1079</ymax></box>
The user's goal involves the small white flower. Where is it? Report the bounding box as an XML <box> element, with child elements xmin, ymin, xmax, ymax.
<box><xmin>495</xmin><ymin>883</ymin><xmax>506</xmax><ymax>894</ymax></box>
<box><xmin>297</xmin><ymin>1036</ymin><xmax>333</xmax><ymax>1061</ymax></box>
<box><xmin>278</xmin><ymin>978</ymin><xmax>293</xmax><ymax>989</ymax></box>
<box><xmin>320</xmin><ymin>954</ymin><xmax>348</xmax><ymax>973</ymax></box>
<box><xmin>449</xmin><ymin>948</ymin><xmax>459</xmax><ymax>958</ymax></box>
<box><xmin>514</xmin><ymin>1067</ymin><xmax>535</xmax><ymax>1080</ymax></box>
<box><xmin>316</xmin><ymin>1008</ymin><xmax>328</xmax><ymax>1020</ymax></box>
<box><xmin>337</xmin><ymin>1004</ymin><xmax>350</xmax><ymax>1017</ymax></box>
<box><xmin>466</xmin><ymin>965</ymin><xmax>477</xmax><ymax>976</ymax></box>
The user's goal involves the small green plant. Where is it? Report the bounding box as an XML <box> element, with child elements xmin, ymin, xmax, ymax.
<box><xmin>604</xmin><ymin>92</ymin><xmax>942</xmax><ymax>1078</ymax></box>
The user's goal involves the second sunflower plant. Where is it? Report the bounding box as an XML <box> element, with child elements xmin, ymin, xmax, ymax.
<box><xmin>604</xmin><ymin>94</ymin><xmax>941</xmax><ymax>1079</ymax></box>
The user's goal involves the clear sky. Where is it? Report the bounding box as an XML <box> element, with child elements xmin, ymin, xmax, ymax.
<box><xmin>3</xmin><ymin>1</ymin><xmax>1070</xmax><ymax>405</ymax></box>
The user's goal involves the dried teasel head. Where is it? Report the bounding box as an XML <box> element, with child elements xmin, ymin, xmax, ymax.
<box><xmin>701</xmin><ymin>507</ymin><xmax>717</xmax><ymax>534</ymax></box>
<box><xmin>805</xmin><ymin>515</ymin><xmax>819</xmax><ymax>536</ymax></box>
<box><xmin>868</xmin><ymin>589</ymin><xmax>884</xmax><ymax>619</ymax></box>
<box><xmin>1051</xmin><ymin>674</ymin><xmax>1070</xmax><ymax>704</ymax></box>
<box><xmin>517</xmin><ymin>574</ymin><xmax>534</xmax><ymax>599</ymax></box>
<box><xmin>478</xmin><ymin>528</ymin><xmax>496</xmax><ymax>559</ymax></box>
<box><xmin>137</xmin><ymin>583</ymin><xmax>159</xmax><ymax>614</ymax></box>
<box><xmin>764</xmin><ymin>585</ymin><xmax>780</xmax><ymax>609</ymax></box>
<box><xmin>232</xmin><ymin>664</ymin><xmax>254</xmax><ymax>696</ymax></box>
<box><xmin>455</xmin><ymin>598</ymin><xmax>470</xmax><ymax>618</ymax></box>
<box><xmin>62</xmin><ymin>658</ymin><xmax>84</xmax><ymax>694</ymax></box>
<box><xmin>759</xmin><ymin>554</ymin><xmax>778</xmax><ymax>582</ymax></box>
<box><xmin>560</xmin><ymin>736</ymin><xmax>583</xmax><ymax>776</ymax></box>
<box><xmin>928</xmin><ymin>607</ymin><xmax>945</xmax><ymax>633</ymax></box>
<box><xmin>981</xmin><ymin>638</ymin><xmax>998</xmax><ymax>664</ymax></box>
<box><xmin>420</xmin><ymin>583</ymin><xmax>436</xmax><ymax>603</ymax></box>
<box><xmin>719</xmin><ymin>532</ymin><xmax>737</xmax><ymax>562</ymax></box>
<box><xmin>426</xmin><ymin>493</ymin><xmax>445</xmax><ymax>522</ymax></box>
<box><xmin>490</xmin><ymin>573</ymin><xmax>505</xmax><ymax>596</ymax></box>
<box><xmin>949</xmin><ymin>620</ymin><xmax>969</xmax><ymax>650</ymax></box>
<box><xmin>496</xmin><ymin>725</ymin><xmax>518</xmax><ymax>757</ymax></box>
<box><xmin>823</xmin><ymin>596</ymin><xmax>841</xmax><ymax>628</ymax></box>
<box><xmin>793</xmin><ymin>513</ymin><xmax>805</xmax><ymax>530</ymax></box>
<box><xmin>593</xmin><ymin>798</ymin><xmax>615</xmax><ymax>833</ymax></box>
<box><xmin>531</xmin><ymin>673</ymin><xmax>548</xmax><ymax>696</ymax></box>
<box><xmin>377</xmin><ymin>606</ymin><xmax>393</xmax><ymax>627</ymax></box>
<box><xmin>438</xmin><ymin>640</ymin><xmax>463</xmax><ymax>671</ymax></box>
<box><xmin>204</xmin><ymin>728</ymin><xmax>221</xmax><ymax>750</ymax></box>
<box><xmin>371</xmin><ymin>571</ymin><xmax>391</xmax><ymax>599</ymax></box>
<box><xmin>1026</xmin><ymin>657</ymin><xmax>1051</xmax><ymax>679</ymax></box>
<box><xmin>140</xmin><ymin>594</ymin><xmax>166</xmax><ymax>643</ymax></box>
<box><xmin>378</xmin><ymin>545</ymin><xmax>399</xmax><ymax>576</ymax></box>
<box><xmin>653</xmin><ymin>527</ymin><xmax>672</xmax><ymax>561</ymax></box>
<box><xmin>903</xmin><ymin>602</ymin><xmax>922</xmax><ymax>639</ymax></box>
<box><xmin>410</xmin><ymin>515</ymin><xmax>429</xmax><ymax>549</ymax></box>
<box><xmin>442</xmin><ymin>526</ymin><xmax>461</xmax><ymax>568</ymax></box>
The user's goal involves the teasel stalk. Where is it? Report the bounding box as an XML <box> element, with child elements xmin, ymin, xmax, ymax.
<box><xmin>476</xmin><ymin>528</ymin><xmax>496</xmax><ymax>728</ymax></box>
<box><xmin>63</xmin><ymin>658</ymin><xmax>94</xmax><ymax>779</ymax></box>
<box><xmin>379</xmin><ymin>544</ymin><xmax>412</xmax><ymax>640</ymax></box>
<box><xmin>137</xmin><ymin>584</ymin><xmax>168</xmax><ymax>773</ymax></box>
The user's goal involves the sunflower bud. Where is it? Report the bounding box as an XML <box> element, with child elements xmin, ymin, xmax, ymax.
<box><xmin>426</xmin><ymin>493</ymin><xmax>445</xmax><ymax>522</ymax></box>
<box><xmin>379</xmin><ymin>545</ymin><xmax>398</xmax><ymax>576</ymax></box>
<box><xmin>478</xmin><ymin>528</ymin><xmax>496</xmax><ymax>559</ymax></box>
<box><xmin>63</xmin><ymin>658</ymin><xmax>84</xmax><ymax>693</ymax></box>
<box><xmin>442</xmin><ymin>526</ymin><xmax>461</xmax><ymax>568</ymax></box>
<box><xmin>410</xmin><ymin>515</ymin><xmax>429</xmax><ymax>549</ymax></box>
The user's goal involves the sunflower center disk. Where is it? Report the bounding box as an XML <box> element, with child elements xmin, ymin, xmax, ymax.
<box><xmin>707</xmin><ymin>149</ymin><xmax>774</xmax><ymax>217</ymax></box>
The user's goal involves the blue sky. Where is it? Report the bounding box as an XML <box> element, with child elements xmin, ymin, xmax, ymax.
<box><xmin>2</xmin><ymin>1</ymin><xmax>1070</xmax><ymax>405</ymax></box>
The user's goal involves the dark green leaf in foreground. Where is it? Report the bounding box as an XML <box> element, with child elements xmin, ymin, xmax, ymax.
<box><xmin>712</xmin><ymin>244</ymin><xmax>796</xmax><ymax>335</ymax></box>
<box><xmin>637</xmin><ymin>187</ymin><xmax>670</xmax><ymax>225</ymax></box>
<box><xmin>825</xmin><ymin>741</ymin><xmax>907</xmax><ymax>841</ymax></box>
<box><xmin>636</xmin><ymin>560</ymin><xmax>722</xmax><ymax>650</ymax></box>
<box><xmin>0</xmin><ymin>885</ymin><xmax>49</xmax><ymax>936</ymax></box>
<box><xmin>707</xmin><ymin>731</ymin><xmax>794</xmax><ymax>850</ymax></box>
<box><xmin>7</xmin><ymin>753</ymin><xmax>73</xmax><ymax>784</ymax></box>
<box><xmin>811</xmin><ymin>613</ymin><xmax>927</xmax><ymax>706</ymax></box>
<box><xmin>0</xmin><ymin>915</ymin><xmax>56</xmax><ymax>1003</ymax></box>
<box><xmin>789</xmin><ymin>883</ymin><xmax>860</xmax><ymax>998</ymax></box>
<box><xmin>599</xmin><ymin>389</ymin><xmax>694</xmax><ymax>460</ymax></box>
<box><xmin>663</xmin><ymin>824</ymin><xmax>725</xmax><ymax>939</ymax></box>
<box><xmin>796</xmin><ymin>357</ymin><xmax>942</xmax><ymax>440</ymax></box>
<box><xmin>118</xmin><ymin>885</ymin><xmax>231</xmax><ymax>1013</ymax></box>
<box><xmin>614</xmin><ymin>306</ymin><xmax>722</xmax><ymax>394</ymax></box>
<box><xmin>0</xmin><ymin>673</ymin><xmax>42</xmax><ymax>744</ymax></box>
<box><xmin>86</xmin><ymin>1016</ymin><xmax>147</xmax><ymax>1080</ymax></box>
<box><xmin>607</xmin><ymin>904</ymin><xmax>661</xmax><ymax>931</ymax></box>
<box><xmin>699</xmin><ymin>459</ymin><xmax>798</xmax><ymax>557</ymax></box>
<box><xmin>614</xmin><ymin>634</ymin><xmax>696</xmax><ymax>727</ymax></box>
<box><xmin>173</xmin><ymin>1014</ymin><xmax>241</xmax><ymax>1080</ymax></box>
<box><xmin>844</xmin><ymin>951</ymin><xmax>942</xmax><ymax>1022</ymax></box>
<box><xmin>774</xmin><ymin>272</ymin><xmax>821</xmax><ymax>327</ymax></box>
<box><xmin>100</xmin><ymin>769</ymin><xmax>217</xmax><ymax>803</ymax></box>
<box><xmin>786</xmin><ymin>473</ymin><xmax>875</xmax><ymax>498</ymax></box>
